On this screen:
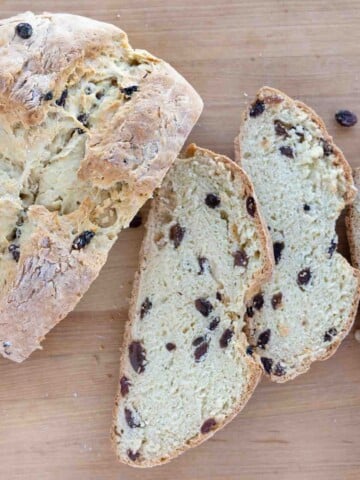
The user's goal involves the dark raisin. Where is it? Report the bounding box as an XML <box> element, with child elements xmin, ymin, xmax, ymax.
<box><xmin>77</xmin><ymin>113</ymin><xmax>89</xmax><ymax>128</ymax></box>
<box><xmin>261</xmin><ymin>357</ymin><xmax>273</xmax><ymax>374</ymax></box>
<box><xmin>201</xmin><ymin>418</ymin><xmax>217</xmax><ymax>434</ymax></box>
<box><xmin>129</xmin><ymin>341</ymin><xmax>146</xmax><ymax>374</ymax></box>
<box><xmin>120</xmin><ymin>376</ymin><xmax>131</xmax><ymax>396</ymax></box>
<box><xmin>121</xmin><ymin>85</ymin><xmax>138</xmax><ymax>98</ymax></box>
<box><xmin>124</xmin><ymin>408</ymin><xmax>140</xmax><ymax>428</ymax></box>
<box><xmin>253</xmin><ymin>294</ymin><xmax>264</xmax><ymax>310</ymax></box>
<box><xmin>324</xmin><ymin>327</ymin><xmax>337</xmax><ymax>342</ymax></box>
<box><xmin>246</xmin><ymin>306</ymin><xmax>254</xmax><ymax>317</ymax></box>
<box><xmin>192</xmin><ymin>336</ymin><xmax>205</xmax><ymax>347</ymax></box>
<box><xmin>209</xmin><ymin>317</ymin><xmax>220</xmax><ymax>331</ymax></box>
<box><xmin>56</xmin><ymin>89</ymin><xmax>68</xmax><ymax>107</ymax></box>
<box><xmin>328</xmin><ymin>239</ymin><xmax>337</xmax><ymax>258</ymax></box>
<box><xmin>195</xmin><ymin>298</ymin><xmax>213</xmax><ymax>317</ymax></box>
<box><xmin>297</xmin><ymin>268</ymin><xmax>311</xmax><ymax>286</ymax></box>
<box><xmin>246</xmin><ymin>345</ymin><xmax>254</xmax><ymax>356</ymax></box>
<box><xmin>321</xmin><ymin>139</ymin><xmax>333</xmax><ymax>156</ymax></box>
<box><xmin>303</xmin><ymin>204</ymin><xmax>311</xmax><ymax>211</ymax></box>
<box><xmin>335</xmin><ymin>110</ymin><xmax>358</xmax><ymax>127</ymax></box>
<box><xmin>205</xmin><ymin>193</ymin><xmax>220</xmax><ymax>209</ymax></box>
<box><xmin>271</xmin><ymin>292</ymin><xmax>283</xmax><ymax>309</ymax></box>
<box><xmin>129</xmin><ymin>214</ymin><xmax>142</xmax><ymax>228</ymax></box>
<box><xmin>216</xmin><ymin>292</ymin><xmax>222</xmax><ymax>301</ymax></box>
<box><xmin>274</xmin><ymin>119</ymin><xmax>289</xmax><ymax>137</ymax></box>
<box><xmin>273</xmin><ymin>363</ymin><xmax>286</xmax><ymax>376</ymax></box>
<box><xmin>198</xmin><ymin>257</ymin><xmax>209</xmax><ymax>274</ymax></box>
<box><xmin>279</xmin><ymin>146</ymin><xmax>294</xmax><ymax>158</ymax></box>
<box><xmin>169</xmin><ymin>223</ymin><xmax>185</xmax><ymax>248</ymax></box>
<box><xmin>166</xmin><ymin>342</ymin><xmax>176</xmax><ymax>351</ymax></box>
<box><xmin>233</xmin><ymin>249</ymin><xmax>248</xmax><ymax>267</ymax></box>
<box><xmin>8</xmin><ymin>244</ymin><xmax>20</xmax><ymax>262</ymax></box>
<box><xmin>15</xmin><ymin>23</ymin><xmax>33</xmax><ymax>39</ymax></box>
<box><xmin>72</xmin><ymin>230</ymin><xmax>95</xmax><ymax>250</ymax></box>
<box><xmin>194</xmin><ymin>341</ymin><xmax>209</xmax><ymax>361</ymax></box>
<box><xmin>295</xmin><ymin>130</ymin><xmax>305</xmax><ymax>142</ymax></box>
<box><xmin>257</xmin><ymin>329</ymin><xmax>271</xmax><ymax>349</ymax></box>
<box><xmin>219</xmin><ymin>328</ymin><xmax>234</xmax><ymax>348</ymax></box>
<box><xmin>96</xmin><ymin>90</ymin><xmax>104</xmax><ymax>100</ymax></box>
<box><xmin>127</xmin><ymin>449</ymin><xmax>140</xmax><ymax>461</ymax></box>
<box><xmin>273</xmin><ymin>242</ymin><xmax>284</xmax><ymax>265</ymax></box>
<box><xmin>249</xmin><ymin>100</ymin><xmax>265</xmax><ymax>117</ymax></box>
<box><xmin>140</xmin><ymin>297</ymin><xmax>152</xmax><ymax>319</ymax></box>
<box><xmin>43</xmin><ymin>91</ymin><xmax>53</xmax><ymax>101</ymax></box>
<box><xmin>246</xmin><ymin>196</ymin><xmax>256</xmax><ymax>217</ymax></box>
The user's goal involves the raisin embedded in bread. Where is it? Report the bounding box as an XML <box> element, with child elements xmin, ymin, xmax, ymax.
<box><xmin>112</xmin><ymin>145</ymin><xmax>273</xmax><ymax>467</ymax></box>
<box><xmin>0</xmin><ymin>12</ymin><xmax>203</xmax><ymax>362</ymax></box>
<box><xmin>235</xmin><ymin>86</ymin><xmax>360</xmax><ymax>382</ymax></box>
<box><xmin>346</xmin><ymin>167</ymin><xmax>360</xmax><ymax>269</ymax></box>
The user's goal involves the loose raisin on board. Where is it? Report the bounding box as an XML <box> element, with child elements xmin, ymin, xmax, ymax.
<box><xmin>273</xmin><ymin>241</ymin><xmax>284</xmax><ymax>264</ymax></box>
<box><xmin>72</xmin><ymin>230</ymin><xmax>95</xmax><ymax>250</ymax></box>
<box><xmin>271</xmin><ymin>292</ymin><xmax>283</xmax><ymax>309</ymax></box>
<box><xmin>194</xmin><ymin>341</ymin><xmax>209</xmax><ymax>362</ymax></box>
<box><xmin>195</xmin><ymin>298</ymin><xmax>213</xmax><ymax>317</ymax></box>
<box><xmin>246</xmin><ymin>196</ymin><xmax>256</xmax><ymax>217</ymax></box>
<box><xmin>219</xmin><ymin>328</ymin><xmax>234</xmax><ymax>348</ymax></box>
<box><xmin>205</xmin><ymin>193</ymin><xmax>220</xmax><ymax>209</ymax></box>
<box><xmin>166</xmin><ymin>343</ymin><xmax>176</xmax><ymax>351</ymax></box>
<box><xmin>169</xmin><ymin>223</ymin><xmax>185</xmax><ymax>248</ymax></box>
<box><xmin>279</xmin><ymin>146</ymin><xmax>294</xmax><ymax>158</ymax></box>
<box><xmin>335</xmin><ymin>110</ymin><xmax>358</xmax><ymax>127</ymax></box>
<box><xmin>140</xmin><ymin>297</ymin><xmax>152</xmax><ymax>319</ymax></box>
<box><xmin>201</xmin><ymin>418</ymin><xmax>217</xmax><ymax>434</ymax></box>
<box><xmin>249</xmin><ymin>100</ymin><xmax>265</xmax><ymax>117</ymax></box>
<box><xmin>127</xmin><ymin>449</ymin><xmax>140</xmax><ymax>461</ymax></box>
<box><xmin>8</xmin><ymin>244</ymin><xmax>20</xmax><ymax>262</ymax></box>
<box><xmin>324</xmin><ymin>327</ymin><xmax>337</xmax><ymax>342</ymax></box>
<box><xmin>56</xmin><ymin>89</ymin><xmax>68</xmax><ymax>107</ymax></box>
<box><xmin>233</xmin><ymin>249</ymin><xmax>248</xmax><ymax>267</ymax></box>
<box><xmin>120</xmin><ymin>376</ymin><xmax>131</xmax><ymax>396</ymax></box>
<box><xmin>261</xmin><ymin>357</ymin><xmax>273</xmax><ymax>374</ymax></box>
<box><xmin>257</xmin><ymin>329</ymin><xmax>271</xmax><ymax>349</ymax></box>
<box><xmin>15</xmin><ymin>23</ymin><xmax>33</xmax><ymax>39</ymax></box>
<box><xmin>129</xmin><ymin>341</ymin><xmax>147</xmax><ymax>374</ymax></box>
<box><xmin>253</xmin><ymin>294</ymin><xmax>264</xmax><ymax>310</ymax></box>
<box><xmin>297</xmin><ymin>268</ymin><xmax>311</xmax><ymax>287</ymax></box>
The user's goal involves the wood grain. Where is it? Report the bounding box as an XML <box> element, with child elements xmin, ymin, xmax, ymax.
<box><xmin>0</xmin><ymin>1</ymin><xmax>360</xmax><ymax>478</ymax></box>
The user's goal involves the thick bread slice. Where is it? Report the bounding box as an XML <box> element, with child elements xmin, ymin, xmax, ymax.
<box><xmin>346</xmin><ymin>168</ymin><xmax>360</xmax><ymax>268</ymax></box>
<box><xmin>235</xmin><ymin>86</ymin><xmax>360</xmax><ymax>382</ymax></box>
<box><xmin>0</xmin><ymin>12</ymin><xmax>202</xmax><ymax>362</ymax></box>
<box><xmin>112</xmin><ymin>144</ymin><xmax>273</xmax><ymax>467</ymax></box>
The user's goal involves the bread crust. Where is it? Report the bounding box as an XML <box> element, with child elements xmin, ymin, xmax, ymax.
<box><xmin>235</xmin><ymin>86</ymin><xmax>360</xmax><ymax>382</ymax></box>
<box><xmin>0</xmin><ymin>12</ymin><xmax>203</xmax><ymax>362</ymax></box>
<box><xmin>112</xmin><ymin>144</ymin><xmax>273</xmax><ymax>467</ymax></box>
<box><xmin>346</xmin><ymin>167</ymin><xmax>360</xmax><ymax>269</ymax></box>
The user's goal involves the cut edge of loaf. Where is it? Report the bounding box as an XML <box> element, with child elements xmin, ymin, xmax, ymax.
<box><xmin>112</xmin><ymin>144</ymin><xmax>274</xmax><ymax>467</ymax></box>
<box><xmin>346</xmin><ymin>167</ymin><xmax>360</xmax><ymax>269</ymax></box>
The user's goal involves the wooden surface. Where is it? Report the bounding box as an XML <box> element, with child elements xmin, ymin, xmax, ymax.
<box><xmin>1</xmin><ymin>1</ymin><xmax>360</xmax><ymax>478</ymax></box>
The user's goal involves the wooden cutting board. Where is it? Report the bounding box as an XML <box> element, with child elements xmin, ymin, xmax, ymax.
<box><xmin>1</xmin><ymin>1</ymin><xmax>360</xmax><ymax>479</ymax></box>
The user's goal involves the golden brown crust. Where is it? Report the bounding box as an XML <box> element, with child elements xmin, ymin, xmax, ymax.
<box><xmin>235</xmin><ymin>86</ymin><xmax>360</xmax><ymax>383</ymax></box>
<box><xmin>112</xmin><ymin>144</ymin><xmax>273</xmax><ymax>467</ymax></box>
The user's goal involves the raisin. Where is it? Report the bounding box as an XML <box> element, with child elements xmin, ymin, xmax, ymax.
<box><xmin>295</xmin><ymin>130</ymin><xmax>305</xmax><ymax>142</ymax></box>
<box><xmin>303</xmin><ymin>204</ymin><xmax>311</xmax><ymax>211</ymax></box>
<box><xmin>321</xmin><ymin>139</ymin><xmax>333</xmax><ymax>156</ymax></box>
<box><xmin>194</xmin><ymin>341</ymin><xmax>209</xmax><ymax>361</ymax></box>
<box><xmin>279</xmin><ymin>146</ymin><xmax>294</xmax><ymax>158</ymax></box>
<box><xmin>140</xmin><ymin>297</ymin><xmax>152</xmax><ymax>319</ymax></box>
<box><xmin>219</xmin><ymin>328</ymin><xmax>234</xmax><ymax>348</ymax></box>
<box><xmin>208</xmin><ymin>317</ymin><xmax>220</xmax><ymax>331</ymax></box>
<box><xmin>246</xmin><ymin>196</ymin><xmax>256</xmax><ymax>217</ymax></box>
<box><xmin>246</xmin><ymin>306</ymin><xmax>254</xmax><ymax>317</ymax></box>
<box><xmin>8</xmin><ymin>244</ymin><xmax>20</xmax><ymax>262</ymax></box>
<box><xmin>129</xmin><ymin>214</ymin><xmax>142</xmax><ymax>228</ymax></box>
<box><xmin>297</xmin><ymin>268</ymin><xmax>311</xmax><ymax>286</ymax></box>
<box><xmin>192</xmin><ymin>336</ymin><xmax>205</xmax><ymax>346</ymax></box>
<box><xmin>96</xmin><ymin>90</ymin><xmax>104</xmax><ymax>100</ymax></box>
<box><xmin>233</xmin><ymin>249</ymin><xmax>248</xmax><ymax>267</ymax></box>
<box><xmin>169</xmin><ymin>223</ymin><xmax>185</xmax><ymax>248</ymax></box>
<box><xmin>43</xmin><ymin>91</ymin><xmax>53</xmax><ymax>101</ymax></box>
<box><xmin>261</xmin><ymin>357</ymin><xmax>273</xmax><ymax>374</ymax></box>
<box><xmin>273</xmin><ymin>363</ymin><xmax>286</xmax><ymax>376</ymax></box>
<box><xmin>274</xmin><ymin>119</ymin><xmax>289</xmax><ymax>137</ymax></box>
<box><xmin>121</xmin><ymin>85</ymin><xmax>138</xmax><ymax>98</ymax></box>
<box><xmin>15</xmin><ymin>23</ymin><xmax>33</xmax><ymax>39</ymax></box>
<box><xmin>129</xmin><ymin>341</ymin><xmax>146</xmax><ymax>374</ymax></box>
<box><xmin>198</xmin><ymin>257</ymin><xmax>209</xmax><ymax>274</ymax></box>
<box><xmin>195</xmin><ymin>298</ymin><xmax>213</xmax><ymax>317</ymax></box>
<box><xmin>335</xmin><ymin>110</ymin><xmax>358</xmax><ymax>127</ymax></box>
<box><xmin>124</xmin><ymin>408</ymin><xmax>140</xmax><ymax>428</ymax></box>
<box><xmin>205</xmin><ymin>193</ymin><xmax>220</xmax><ymax>209</ymax></box>
<box><xmin>328</xmin><ymin>239</ymin><xmax>337</xmax><ymax>258</ymax></box>
<box><xmin>273</xmin><ymin>241</ymin><xmax>284</xmax><ymax>264</ymax></box>
<box><xmin>166</xmin><ymin>342</ymin><xmax>176</xmax><ymax>351</ymax></box>
<box><xmin>246</xmin><ymin>345</ymin><xmax>254</xmax><ymax>356</ymax></box>
<box><xmin>324</xmin><ymin>327</ymin><xmax>337</xmax><ymax>342</ymax></box>
<box><xmin>257</xmin><ymin>329</ymin><xmax>271</xmax><ymax>349</ymax></box>
<box><xmin>72</xmin><ymin>230</ymin><xmax>95</xmax><ymax>250</ymax></box>
<box><xmin>127</xmin><ymin>449</ymin><xmax>140</xmax><ymax>461</ymax></box>
<box><xmin>249</xmin><ymin>100</ymin><xmax>265</xmax><ymax>117</ymax></box>
<box><xmin>253</xmin><ymin>294</ymin><xmax>264</xmax><ymax>310</ymax></box>
<box><xmin>216</xmin><ymin>292</ymin><xmax>222</xmax><ymax>301</ymax></box>
<box><xmin>56</xmin><ymin>89</ymin><xmax>68</xmax><ymax>107</ymax></box>
<box><xmin>77</xmin><ymin>113</ymin><xmax>89</xmax><ymax>128</ymax></box>
<box><xmin>201</xmin><ymin>418</ymin><xmax>217</xmax><ymax>434</ymax></box>
<box><xmin>271</xmin><ymin>292</ymin><xmax>283</xmax><ymax>309</ymax></box>
<box><xmin>120</xmin><ymin>376</ymin><xmax>131</xmax><ymax>396</ymax></box>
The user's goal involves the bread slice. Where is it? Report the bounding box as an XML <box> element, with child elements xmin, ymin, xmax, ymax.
<box><xmin>112</xmin><ymin>144</ymin><xmax>273</xmax><ymax>467</ymax></box>
<box><xmin>235</xmin><ymin>86</ymin><xmax>360</xmax><ymax>382</ymax></box>
<box><xmin>346</xmin><ymin>168</ymin><xmax>360</xmax><ymax>268</ymax></box>
<box><xmin>0</xmin><ymin>12</ymin><xmax>202</xmax><ymax>362</ymax></box>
